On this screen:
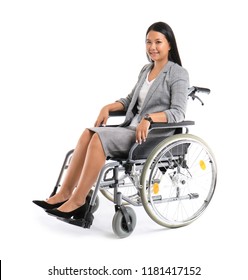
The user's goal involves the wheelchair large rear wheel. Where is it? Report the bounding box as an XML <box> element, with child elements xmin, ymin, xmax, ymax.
<box><xmin>140</xmin><ymin>134</ymin><xmax>217</xmax><ymax>228</ymax></box>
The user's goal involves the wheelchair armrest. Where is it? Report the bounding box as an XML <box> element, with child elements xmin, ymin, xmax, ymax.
<box><xmin>149</xmin><ymin>120</ymin><xmax>195</xmax><ymax>131</ymax></box>
<box><xmin>109</xmin><ymin>111</ymin><xmax>195</xmax><ymax>128</ymax></box>
<box><xmin>104</xmin><ymin>110</ymin><xmax>126</xmax><ymax>127</ymax></box>
<box><xmin>109</xmin><ymin>110</ymin><xmax>126</xmax><ymax>117</ymax></box>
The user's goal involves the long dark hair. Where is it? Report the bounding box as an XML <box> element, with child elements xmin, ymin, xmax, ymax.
<box><xmin>146</xmin><ymin>22</ymin><xmax>182</xmax><ymax>66</ymax></box>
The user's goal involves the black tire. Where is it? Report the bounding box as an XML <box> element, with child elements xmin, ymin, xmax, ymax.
<box><xmin>112</xmin><ymin>207</ymin><xmax>136</xmax><ymax>238</ymax></box>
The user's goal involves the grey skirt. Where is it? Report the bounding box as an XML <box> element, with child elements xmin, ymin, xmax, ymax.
<box><xmin>88</xmin><ymin>126</ymin><xmax>137</xmax><ymax>158</ymax></box>
<box><xmin>88</xmin><ymin>126</ymin><xmax>175</xmax><ymax>159</ymax></box>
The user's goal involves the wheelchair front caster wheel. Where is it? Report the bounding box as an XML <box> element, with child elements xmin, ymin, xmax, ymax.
<box><xmin>112</xmin><ymin>206</ymin><xmax>136</xmax><ymax>238</ymax></box>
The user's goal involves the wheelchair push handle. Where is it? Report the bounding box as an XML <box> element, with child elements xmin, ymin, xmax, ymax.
<box><xmin>188</xmin><ymin>86</ymin><xmax>210</xmax><ymax>106</ymax></box>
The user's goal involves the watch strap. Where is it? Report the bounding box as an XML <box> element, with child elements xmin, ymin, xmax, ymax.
<box><xmin>144</xmin><ymin>114</ymin><xmax>153</xmax><ymax>123</ymax></box>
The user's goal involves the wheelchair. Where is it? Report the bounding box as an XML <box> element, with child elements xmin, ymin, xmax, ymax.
<box><xmin>49</xmin><ymin>86</ymin><xmax>217</xmax><ymax>238</ymax></box>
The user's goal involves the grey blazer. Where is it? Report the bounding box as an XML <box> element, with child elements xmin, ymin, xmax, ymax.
<box><xmin>117</xmin><ymin>61</ymin><xmax>189</xmax><ymax>126</ymax></box>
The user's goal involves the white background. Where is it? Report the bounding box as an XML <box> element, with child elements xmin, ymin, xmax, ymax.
<box><xmin>1</xmin><ymin>0</ymin><xmax>247</xmax><ymax>279</ymax></box>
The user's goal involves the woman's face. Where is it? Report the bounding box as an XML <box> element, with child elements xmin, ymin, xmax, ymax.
<box><xmin>146</xmin><ymin>30</ymin><xmax>171</xmax><ymax>64</ymax></box>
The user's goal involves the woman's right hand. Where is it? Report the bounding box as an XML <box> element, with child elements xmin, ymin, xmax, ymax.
<box><xmin>94</xmin><ymin>106</ymin><xmax>109</xmax><ymax>127</ymax></box>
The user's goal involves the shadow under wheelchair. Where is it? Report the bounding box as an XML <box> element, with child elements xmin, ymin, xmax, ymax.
<box><xmin>43</xmin><ymin>86</ymin><xmax>217</xmax><ymax>238</ymax></box>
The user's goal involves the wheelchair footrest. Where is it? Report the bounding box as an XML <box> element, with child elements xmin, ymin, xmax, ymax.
<box><xmin>57</xmin><ymin>212</ymin><xmax>94</xmax><ymax>229</ymax></box>
<box><xmin>68</xmin><ymin>218</ymin><xmax>85</xmax><ymax>227</ymax></box>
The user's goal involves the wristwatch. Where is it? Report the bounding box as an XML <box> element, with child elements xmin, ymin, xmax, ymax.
<box><xmin>144</xmin><ymin>114</ymin><xmax>153</xmax><ymax>124</ymax></box>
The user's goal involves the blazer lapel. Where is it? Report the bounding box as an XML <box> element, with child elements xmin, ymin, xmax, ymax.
<box><xmin>125</xmin><ymin>65</ymin><xmax>152</xmax><ymax>119</ymax></box>
<box><xmin>139</xmin><ymin>61</ymin><xmax>173</xmax><ymax>114</ymax></box>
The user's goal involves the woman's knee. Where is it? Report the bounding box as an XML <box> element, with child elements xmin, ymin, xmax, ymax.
<box><xmin>78</xmin><ymin>129</ymin><xmax>94</xmax><ymax>144</ymax></box>
<box><xmin>89</xmin><ymin>133</ymin><xmax>105</xmax><ymax>155</ymax></box>
<box><xmin>90</xmin><ymin>133</ymin><xmax>102</xmax><ymax>147</ymax></box>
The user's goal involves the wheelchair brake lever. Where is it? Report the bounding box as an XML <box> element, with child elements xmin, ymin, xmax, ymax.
<box><xmin>193</xmin><ymin>95</ymin><xmax>204</xmax><ymax>106</ymax></box>
<box><xmin>188</xmin><ymin>92</ymin><xmax>204</xmax><ymax>106</ymax></box>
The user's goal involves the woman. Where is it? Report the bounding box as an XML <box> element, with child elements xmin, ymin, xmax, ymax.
<box><xmin>33</xmin><ymin>22</ymin><xmax>189</xmax><ymax>219</ymax></box>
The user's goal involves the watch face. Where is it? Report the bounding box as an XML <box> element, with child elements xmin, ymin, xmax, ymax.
<box><xmin>145</xmin><ymin>115</ymin><xmax>152</xmax><ymax>123</ymax></box>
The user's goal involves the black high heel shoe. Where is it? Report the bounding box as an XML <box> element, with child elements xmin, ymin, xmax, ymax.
<box><xmin>46</xmin><ymin>203</ymin><xmax>89</xmax><ymax>219</ymax></box>
<box><xmin>32</xmin><ymin>200</ymin><xmax>67</xmax><ymax>210</ymax></box>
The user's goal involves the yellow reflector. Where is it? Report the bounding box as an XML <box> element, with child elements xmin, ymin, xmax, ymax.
<box><xmin>199</xmin><ymin>160</ymin><xmax>206</xmax><ymax>170</ymax></box>
<box><xmin>153</xmin><ymin>183</ymin><xmax>159</xmax><ymax>194</ymax></box>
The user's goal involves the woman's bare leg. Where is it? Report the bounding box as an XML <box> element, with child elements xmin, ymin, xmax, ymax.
<box><xmin>56</xmin><ymin>132</ymin><xmax>106</xmax><ymax>212</ymax></box>
<box><xmin>46</xmin><ymin>129</ymin><xmax>95</xmax><ymax>204</ymax></box>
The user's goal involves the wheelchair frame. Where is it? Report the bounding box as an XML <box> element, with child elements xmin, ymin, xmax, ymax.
<box><xmin>49</xmin><ymin>86</ymin><xmax>217</xmax><ymax>238</ymax></box>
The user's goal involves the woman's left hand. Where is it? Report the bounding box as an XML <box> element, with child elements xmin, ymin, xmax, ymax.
<box><xmin>136</xmin><ymin>119</ymin><xmax>150</xmax><ymax>144</ymax></box>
